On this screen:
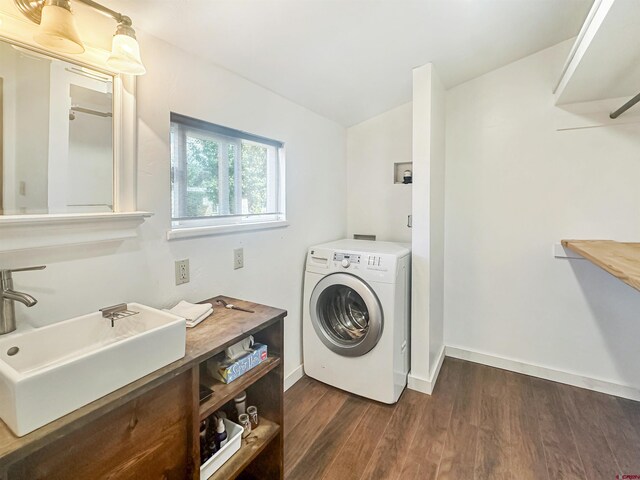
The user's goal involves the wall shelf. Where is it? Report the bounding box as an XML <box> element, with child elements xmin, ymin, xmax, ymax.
<box><xmin>561</xmin><ymin>239</ymin><xmax>640</xmax><ymax>291</ymax></box>
<box><xmin>0</xmin><ymin>211</ymin><xmax>152</xmax><ymax>252</ymax></box>
<box><xmin>394</xmin><ymin>161</ymin><xmax>412</xmax><ymax>184</ymax></box>
<box><xmin>554</xmin><ymin>0</ymin><xmax>640</xmax><ymax>106</ymax></box>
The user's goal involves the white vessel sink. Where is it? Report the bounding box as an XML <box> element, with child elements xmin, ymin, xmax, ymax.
<box><xmin>0</xmin><ymin>303</ymin><xmax>186</xmax><ymax>436</ymax></box>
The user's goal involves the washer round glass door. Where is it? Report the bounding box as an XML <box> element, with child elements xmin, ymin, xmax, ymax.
<box><xmin>310</xmin><ymin>273</ymin><xmax>383</xmax><ymax>357</ymax></box>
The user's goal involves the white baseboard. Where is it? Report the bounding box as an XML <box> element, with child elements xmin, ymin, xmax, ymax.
<box><xmin>408</xmin><ymin>345</ymin><xmax>446</xmax><ymax>395</ymax></box>
<box><xmin>284</xmin><ymin>364</ymin><xmax>305</xmax><ymax>391</ymax></box>
<box><xmin>407</xmin><ymin>373</ymin><xmax>431</xmax><ymax>394</ymax></box>
<box><xmin>446</xmin><ymin>345</ymin><xmax>640</xmax><ymax>401</ymax></box>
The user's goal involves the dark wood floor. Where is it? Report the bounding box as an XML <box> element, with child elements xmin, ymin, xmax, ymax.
<box><xmin>283</xmin><ymin>357</ymin><xmax>640</xmax><ymax>480</ymax></box>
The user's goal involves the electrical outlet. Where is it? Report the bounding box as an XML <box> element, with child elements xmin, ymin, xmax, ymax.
<box><xmin>175</xmin><ymin>259</ymin><xmax>190</xmax><ymax>285</ymax></box>
<box><xmin>234</xmin><ymin>248</ymin><xmax>244</xmax><ymax>270</ymax></box>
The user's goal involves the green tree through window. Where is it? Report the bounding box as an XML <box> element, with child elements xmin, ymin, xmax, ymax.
<box><xmin>242</xmin><ymin>143</ymin><xmax>268</xmax><ymax>214</ymax></box>
<box><xmin>171</xmin><ymin>113</ymin><xmax>284</xmax><ymax>229</ymax></box>
<box><xmin>185</xmin><ymin>136</ymin><xmax>218</xmax><ymax>217</ymax></box>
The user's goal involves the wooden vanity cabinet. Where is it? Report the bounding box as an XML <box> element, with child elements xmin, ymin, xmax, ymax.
<box><xmin>0</xmin><ymin>296</ymin><xmax>286</xmax><ymax>480</ymax></box>
<box><xmin>8</xmin><ymin>372</ymin><xmax>194</xmax><ymax>480</ymax></box>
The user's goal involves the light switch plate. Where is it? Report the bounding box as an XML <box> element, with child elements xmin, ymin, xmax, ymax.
<box><xmin>175</xmin><ymin>259</ymin><xmax>190</xmax><ymax>285</ymax></box>
<box><xmin>234</xmin><ymin>248</ymin><xmax>244</xmax><ymax>270</ymax></box>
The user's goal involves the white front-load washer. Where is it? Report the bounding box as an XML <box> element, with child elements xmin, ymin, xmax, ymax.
<box><xmin>302</xmin><ymin>239</ymin><xmax>411</xmax><ymax>404</ymax></box>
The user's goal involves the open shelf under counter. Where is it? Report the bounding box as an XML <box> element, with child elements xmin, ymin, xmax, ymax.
<box><xmin>199</xmin><ymin>356</ymin><xmax>281</xmax><ymax>421</ymax></box>
<box><xmin>205</xmin><ymin>418</ymin><xmax>280</xmax><ymax>480</ymax></box>
<box><xmin>561</xmin><ymin>240</ymin><xmax>640</xmax><ymax>291</ymax></box>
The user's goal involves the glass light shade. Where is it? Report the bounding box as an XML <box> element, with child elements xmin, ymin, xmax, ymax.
<box><xmin>106</xmin><ymin>33</ymin><xmax>146</xmax><ymax>75</ymax></box>
<box><xmin>34</xmin><ymin>4</ymin><xmax>84</xmax><ymax>54</ymax></box>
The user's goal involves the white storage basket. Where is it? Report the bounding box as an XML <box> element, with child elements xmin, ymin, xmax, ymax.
<box><xmin>200</xmin><ymin>419</ymin><xmax>243</xmax><ymax>478</ymax></box>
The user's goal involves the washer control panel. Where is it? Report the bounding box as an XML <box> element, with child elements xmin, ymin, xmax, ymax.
<box><xmin>333</xmin><ymin>252</ymin><xmax>361</xmax><ymax>264</ymax></box>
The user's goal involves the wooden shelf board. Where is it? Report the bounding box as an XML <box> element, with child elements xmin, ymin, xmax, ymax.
<box><xmin>199</xmin><ymin>356</ymin><xmax>281</xmax><ymax>421</ymax></box>
<box><xmin>205</xmin><ymin>418</ymin><xmax>280</xmax><ymax>480</ymax></box>
<box><xmin>561</xmin><ymin>240</ymin><xmax>640</xmax><ymax>291</ymax></box>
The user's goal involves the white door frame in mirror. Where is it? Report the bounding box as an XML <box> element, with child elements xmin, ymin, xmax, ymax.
<box><xmin>0</xmin><ymin>26</ymin><xmax>151</xmax><ymax>253</ymax></box>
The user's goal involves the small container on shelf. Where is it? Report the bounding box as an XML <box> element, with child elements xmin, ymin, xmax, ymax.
<box><xmin>213</xmin><ymin>417</ymin><xmax>228</xmax><ymax>449</ymax></box>
<box><xmin>199</xmin><ymin>419</ymin><xmax>209</xmax><ymax>461</ymax></box>
<box><xmin>234</xmin><ymin>391</ymin><xmax>247</xmax><ymax>417</ymax></box>
<box><xmin>238</xmin><ymin>413</ymin><xmax>251</xmax><ymax>438</ymax></box>
<box><xmin>247</xmin><ymin>405</ymin><xmax>259</xmax><ymax>429</ymax></box>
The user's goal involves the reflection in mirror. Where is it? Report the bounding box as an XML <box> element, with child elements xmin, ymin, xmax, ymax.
<box><xmin>0</xmin><ymin>39</ymin><xmax>114</xmax><ymax>215</ymax></box>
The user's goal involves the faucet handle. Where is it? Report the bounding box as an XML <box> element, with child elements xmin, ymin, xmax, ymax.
<box><xmin>6</xmin><ymin>266</ymin><xmax>46</xmax><ymax>273</ymax></box>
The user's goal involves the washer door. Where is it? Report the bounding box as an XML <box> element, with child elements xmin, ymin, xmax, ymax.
<box><xmin>310</xmin><ymin>273</ymin><xmax>383</xmax><ymax>357</ymax></box>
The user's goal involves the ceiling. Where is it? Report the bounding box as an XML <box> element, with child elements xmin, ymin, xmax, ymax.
<box><xmin>105</xmin><ymin>0</ymin><xmax>593</xmax><ymax>126</ymax></box>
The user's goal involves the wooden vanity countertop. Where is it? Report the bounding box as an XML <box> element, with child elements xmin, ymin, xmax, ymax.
<box><xmin>0</xmin><ymin>295</ymin><xmax>286</xmax><ymax>467</ymax></box>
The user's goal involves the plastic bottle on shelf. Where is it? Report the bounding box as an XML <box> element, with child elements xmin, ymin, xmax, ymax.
<box><xmin>199</xmin><ymin>419</ymin><xmax>210</xmax><ymax>463</ymax></box>
<box><xmin>234</xmin><ymin>391</ymin><xmax>247</xmax><ymax>419</ymax></box>
<box><xmin>214</xmin><ymin>417</ymin><xmax>228</xmax><ymax>450</ymax></box>
<box><xmin>205</xmin><ymin>418</ymin><xmax>218</xmax><ymax>459</ymax></box>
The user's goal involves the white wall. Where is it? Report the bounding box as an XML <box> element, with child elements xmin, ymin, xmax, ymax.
<box><xmin>409</xmin><ymin>64</ymin><xmax>446</xmax><ymax>394</ymax></box>
<box><xmin>428</xmin><ymin>68</ymin><xmax>445</xmax><ymax>378</ymax></box>
<box><xmin>346</xmin><ymin>102</ymin><xmax>412</xmax><ymax>243</ymax></box>
<box><xmin>1</xmin><ymin>31</ymin><xmax>347</xmax><ymax>383</ymax></box>
<box><xmin>445</xmin><ymin>40</ymin><xmax>640</xmax><ymax>395</ymax></box>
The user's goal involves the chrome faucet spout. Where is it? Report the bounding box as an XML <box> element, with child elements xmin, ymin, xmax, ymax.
<box><xmin>3</xmin><ymin>290</ymin><xmax>37</xmax><ymax>307</ymax></box>
<box><xmin>0</xmin><ymin>265</ymin><xmax>45</xmax><ymax>334</ymax></box>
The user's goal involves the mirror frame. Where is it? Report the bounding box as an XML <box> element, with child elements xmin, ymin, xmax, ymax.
<box><xmin>0</xmin><ymin>12</ymin><xmax>150</xmax><ymax>252</ymax></box>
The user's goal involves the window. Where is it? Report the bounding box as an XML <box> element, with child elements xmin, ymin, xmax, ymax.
<box><xmin>170</xmin><ymin>113</ymin><xmax>286</xmax><ymax>235</ymax></box>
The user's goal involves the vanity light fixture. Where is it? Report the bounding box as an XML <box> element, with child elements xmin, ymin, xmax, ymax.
<box><xmin>30</xmin><ymin>0</ymin><xmax>84</xmax><ymax>54</ymax></box>
<box><xmin>13</xmin><ymin>0</ymin><xmax>146</xmax><ymax>75</ymax></box>
<box><xmin>106</xmin><ymin>21</ymin><xmax>145</xmax><ymax>75</ymax></box>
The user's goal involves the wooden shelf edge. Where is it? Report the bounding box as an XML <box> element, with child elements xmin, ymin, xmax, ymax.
<box><xmin>199</xmin><ymin>356</ymin><xmax>281</xmax><ymax>420</ymax></box>
<box><xmin>205</xmin><ymin>418</ymin><xmax>280</xmax><ymax>480</ymax></box>
<box><xmin>561</xmin><ymin>239</ymin><xmax>640</xmax><ymax>292</ymax></box>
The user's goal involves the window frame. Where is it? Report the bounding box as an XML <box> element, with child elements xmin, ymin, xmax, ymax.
<box><xmin>168</xmin><ymin>113</ymin><xmax>287</xmax><ymax>238</ymax></box>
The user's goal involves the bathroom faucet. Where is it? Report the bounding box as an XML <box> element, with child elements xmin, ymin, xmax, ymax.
<box><xmin>0</xmin><ymin>266</ymin><xmax>46</xmax><ymax>335</ymax></box>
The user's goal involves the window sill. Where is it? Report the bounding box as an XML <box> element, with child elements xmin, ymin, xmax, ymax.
<box><xmin>0</xmin><ymin>211</ymin><xmax>153</xmax><ymax>252</ymax></box>
<box><xmin>167</xmin><ymin>220</ymin><xmax>289</xmax><ymax>240</ymax></box>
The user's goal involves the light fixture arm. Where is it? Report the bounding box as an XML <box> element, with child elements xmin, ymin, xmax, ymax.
<box><xmin>74</xmin><ymin>0</ymin><xmax>131</xmax><ymax>26</ymax></box>
<box><xmin>13</xmin><ymin>0</ymin><xmax>132</xmax><ymax>27</ymax></box>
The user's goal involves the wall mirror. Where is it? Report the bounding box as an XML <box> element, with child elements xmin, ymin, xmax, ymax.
<box><xmin>0</xmin><ymin>37</ymin><xmax>114</xmax><ymax>215</ymax></box>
